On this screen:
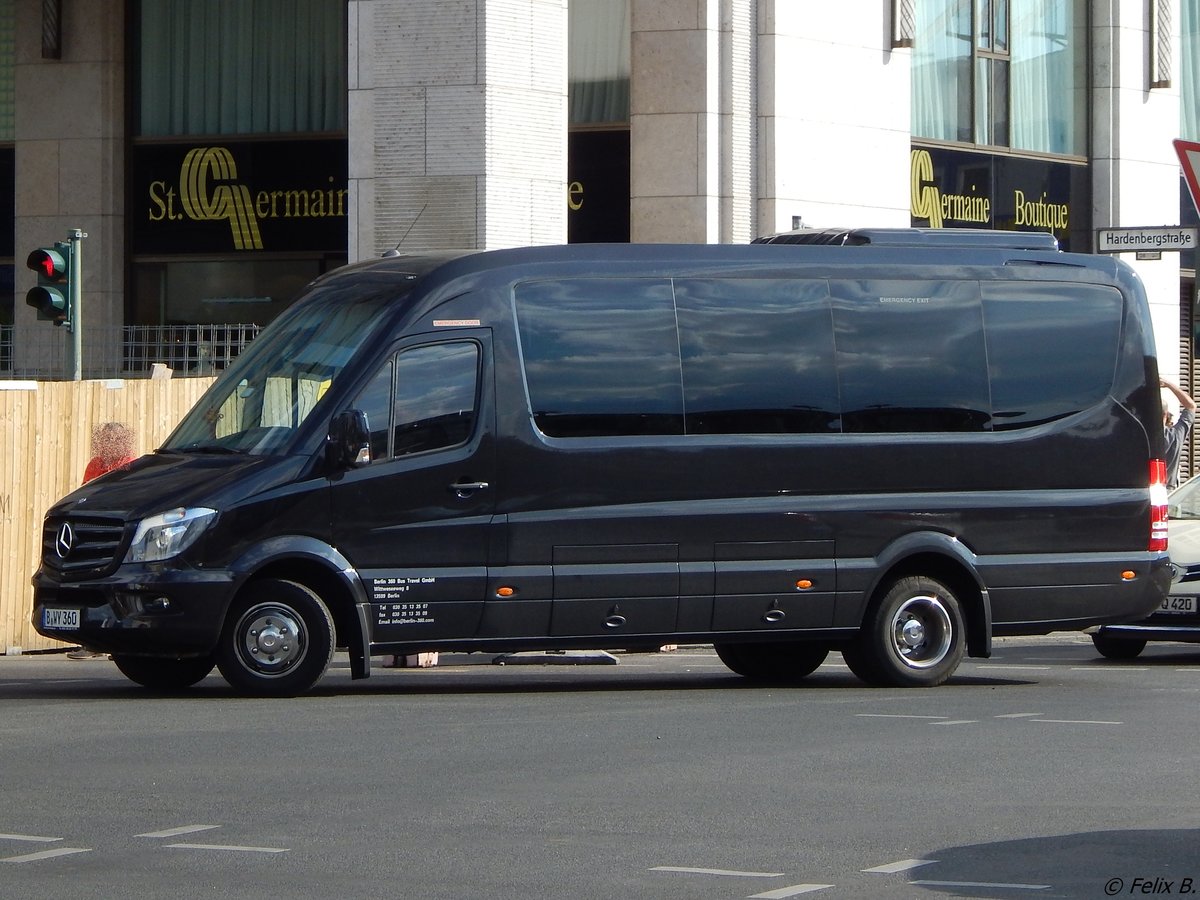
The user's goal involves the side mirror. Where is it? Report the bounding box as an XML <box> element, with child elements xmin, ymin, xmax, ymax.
<box><xmin>328</xmin><ymin>409</ymin><xmax>372</xmax><ymax>469</ymax></box>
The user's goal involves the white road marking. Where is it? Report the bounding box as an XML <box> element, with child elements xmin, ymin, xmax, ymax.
<box><xmin>2</xmin><ymin>847</ymin><xmax>91</xmax><ymax>864</ymax></box>
<box><xmin>749</xmin><ymin>884</ymin><xmax>835</xmax><ymax>898</ymax></box>
<box><xmin>856</xmin><ymin>714</ymin><xmax>947</xmax><ymax>720</ymax></box>
<box><xmin>1030</xmin><ymin>718</ymin><xmax>1122</xmax><ymax>725</ymax></box>
<box><xmin>0</xmin><ymin>834</ymin><xmax>61</xmax><ymax>843</ymax></box>
<box><xmin>975</xmin><ymin>665</ymin><xmax>1051</xmax><ymax>671</ymax></box>
<box><xmin>911</xmin><ymin>879</ymin><xmax>1049</xmax><ymax>890</ymax></box>
<box><xmin>652</xmin><ymin>866</ymin><xmax>784</xmax><ymax>877</ymax></box>
<box><xmin>994</xmin><ymin>713</ymin><xmax>1043</xmax><ymax>718</ymax></box>
<box><xmin>863</xmin><ymin>858</ymin><xmax>938</xmax><ymax>874</ymax></box>
<box><xmin>929</xmin><ymin>719</ymin><xmax>978</xmax><ymax>725</ymax></box>
<box><xmin>1069</xmin><ymin>667</ymin><xmax>1149</xmax><ymax>672</ymax></box>
<box><xmin>136</xmin><ymin>825</ymin><xmax>220</xmax><ymax>838</ymax></box>
<box><xmin>165</xmin><ymin>842</ymin><xmax>288</xmax><ymax>854</ymax></box>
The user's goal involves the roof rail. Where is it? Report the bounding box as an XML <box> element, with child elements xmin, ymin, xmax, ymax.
<box><xmin>752</xmin><ymin>227</ymin><xmax>1060</xmax><ymax>252</ymax></box>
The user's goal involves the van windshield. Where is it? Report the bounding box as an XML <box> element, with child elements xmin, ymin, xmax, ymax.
<box><xmin>163</xmin><ymin>281</ymin><xmax>399</xmax><ymax>456</ymax></box>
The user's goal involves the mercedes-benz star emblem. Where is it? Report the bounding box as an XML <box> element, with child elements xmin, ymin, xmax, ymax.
<box><xmin>55</xmin><ymin>522</ymin><xmax>75</xmax><ymax>559</ymax></box>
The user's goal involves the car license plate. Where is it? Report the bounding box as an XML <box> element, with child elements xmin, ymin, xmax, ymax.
<box><xmin>1160</xmin><ymin>595</ymin><xmax>1197</xmax><ymax>615</ymax></box>
<box><xmin>42</xmin><ymin>608</ymin><xmax>80</xmax><ymax>630</ymax></box>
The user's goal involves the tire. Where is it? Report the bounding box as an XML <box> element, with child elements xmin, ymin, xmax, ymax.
<box><xmin>844</xmin><ymin>575</ymin><xmax>966</xmax><ymax>687</ymax></box>
<box><xmin>216</xmin><ymin>579</ymin><xmax>335</xmax><ymax>697</ymax></box>
<box><xmin>112</xmin><ymin>654</ymin><xmax>215</xmax><ymax>691</ymax></box>
<box><xmin>714</xmin><ymin>641</ymin><xmax>829</xmax><ymax>682</ymax></box>
<box><xmin>1091</xmin><ymin>633</ymin><xmax>1147</xmax><ymax>660</ymax></box>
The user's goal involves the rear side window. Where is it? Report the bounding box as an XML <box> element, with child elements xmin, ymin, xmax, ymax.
<box><xmin>831</xmin><ymin>280</ymin><xmax>990</xmax><ymax>432</ymax></box>
<box><xmin>983</xmin><ymin>282</ymin><xmax>1123</xmax><ymax>429</ymax></box>
<box><xmin>515</xmin><ymin>279</ymin><xmax>684</xmax><ymax>437</ymax></box>
<box><xmin>514</xmin><ymin>275</ymin><xmax>1122</xmax><ymax>438</ymax></box>
<box><xmin>675</xmin><ymin>279</ymin><xmax>839</xmax><ymax>434</ymax></box>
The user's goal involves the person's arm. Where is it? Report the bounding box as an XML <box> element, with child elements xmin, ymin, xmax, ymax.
<box><xmin>1161</xmin><ymin>378</ymin><xmax>1197</xmax><ymax>413</ymax></box>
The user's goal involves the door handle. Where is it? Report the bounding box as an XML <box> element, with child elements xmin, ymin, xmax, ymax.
<box><xmin>449</xmin><ymin>479</ymin><xmax>490</xmax><ymax>498</ymax></box>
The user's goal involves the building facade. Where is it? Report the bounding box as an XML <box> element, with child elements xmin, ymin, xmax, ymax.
<box><xmin>1</xmin><ymin>0</ymin><xmax>1197</xmax><ymax>462</ymax></box>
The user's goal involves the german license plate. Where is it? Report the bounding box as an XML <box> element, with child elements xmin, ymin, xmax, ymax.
<box><xmin>42</xmin><ymin>608</ymin><xmax>80</xmax><ymax>630</ymax></box>
<box><xmin>1160</xmin><ymin>595</ymin><xmax>1198</xmax><ymax>615</ymax></box>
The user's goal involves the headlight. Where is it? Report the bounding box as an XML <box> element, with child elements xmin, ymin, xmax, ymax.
<box><xmin>125</xmin><ymin>507</ymin><xmax>217</xmax><ymax>563</ymax></box>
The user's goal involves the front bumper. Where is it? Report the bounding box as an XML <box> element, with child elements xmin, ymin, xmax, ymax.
<box><xmin>31</xmin><ymin>566</ymin><xmax>236</xmax><ymax>657</ymax></box>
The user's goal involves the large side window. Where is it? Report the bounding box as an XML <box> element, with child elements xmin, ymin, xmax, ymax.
<box><xmin>674</xmin><ymin>279</ymin><xmax>839</xmax><ymax>434</ymax></box>
<box><xmin>983</xmin><ymin>282</ymin><xmax>1122</xmax><ymax>429</ymax></box>
<box><xmin>515</xmin><ymin>279</ymin><xmax>684</xmax><ymax>437</ymax></box>
<box><xmin>352</xmin><ymin>343</ymin><xmax>480</xmax><ymax>461</ymax></box>
<box><xmin>832</xmin><ymin>280</ymin><xmax>991</xmax><ymax>432</ymax></box>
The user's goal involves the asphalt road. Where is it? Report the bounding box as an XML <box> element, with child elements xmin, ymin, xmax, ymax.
<box><xmin>1</xmin><ymin>635</ymin><xmax>1197</xmax><ymax>900</ymax></box>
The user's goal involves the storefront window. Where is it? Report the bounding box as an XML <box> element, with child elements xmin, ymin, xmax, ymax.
<box><xmin>137</xmin><ymin>0</ymin><xmax>346</xmax><ymax>136</ymax></box>
<box><xmin>569</xmin><ymin>0</ymin><xmax>629</xmax><ymax>125</ymax></box>
<box><xmin>0</xmin><ymin>0</ymin><xmax>13</xmax><ymax>142</ymax></box>
<box><xmin>130</xmin><ymin>258</ymin><xmax>330</xmax><ymax>327</ymax></box>
<box><xmin>1010</xmin><ymin>0</ymin><xmax>1086</xmax><ymax>155</ymax></box>
<box><xmin>1185</xmin><ymin>0</ymin><xmax>1200</xmax><ymax>140</ymax></box>
<box><xmin>913</xmin><ymin>0</ymin><xmax>1085</xmax><ymax>156</ymax></box>
<box><xmin>0</xmin><ymin>0</ymin><xmax>12</xmax><ymax>331</ymax></box>
<box><xmin>912</xmin><ymin>0</ymin><xmax>973</xmax><ymax>143</ymax></box>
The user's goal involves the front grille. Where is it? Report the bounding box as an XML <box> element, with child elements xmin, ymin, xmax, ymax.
<box><xmin>42</xmin><ymin>515</ymin><xmax>128</xmax><ymax>578</ymax></box>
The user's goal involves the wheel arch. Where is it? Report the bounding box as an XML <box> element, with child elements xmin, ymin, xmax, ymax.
<box><xmin>229</xmin><ymin>537</ymin><xmax>372</xmax><ymax>678</ymax></box>
<box><xmin>868</xmin><ymin>534</ymin><xmax>993</xmax><ymax>659</ymax></box>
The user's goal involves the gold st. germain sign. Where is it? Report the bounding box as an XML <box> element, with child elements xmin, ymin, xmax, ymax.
<box><xmin>910</xmin><ymin>148</ymin><xmax>1071</xmax><ymax>233</ymax></box>
<box><xmin>145</xmin><ymin>146</ymin><xmax>348</xmax><ymax>252</ymax></box>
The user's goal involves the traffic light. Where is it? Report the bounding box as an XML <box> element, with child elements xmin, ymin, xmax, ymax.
<box><xmin>26</xmin><ymin>242</ymin><xmax>73</xmax><ymax>327</ymax></box>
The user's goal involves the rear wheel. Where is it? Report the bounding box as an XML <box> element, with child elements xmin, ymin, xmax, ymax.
<box><xmin>714</xmin><ymin>641</ymin><xmax>829</xmax><ymax>682</ymax></box>
<box><xmin>216</xmin><ymin>578</ymin><xmax>335</xmax><ymax>697</ymax></box>
<box><xmin>1091</xmin><ymin>633</ymin><xmax>1147</xmax><ymax>660</ymax></box>
<box><xmin>843</xmin><ymin>575</ymin><xmax>966</xmax><ymax>687</ymax></box>
<box><xmin>112</xmin><ymin>655</ymin><xmax>215</xmax><ymax>691</ymax></box>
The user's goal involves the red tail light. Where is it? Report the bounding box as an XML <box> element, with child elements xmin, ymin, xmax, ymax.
<box><xmin>1150</xmin><ymin>459</ymin><xmax>1169</xmax><ymax>552</ymax></box>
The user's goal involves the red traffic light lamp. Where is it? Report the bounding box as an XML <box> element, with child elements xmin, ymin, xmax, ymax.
<box><xmin>26</xmin><ymin>243</ymin><xmax>72</xmax><ymax>326</ymax></box>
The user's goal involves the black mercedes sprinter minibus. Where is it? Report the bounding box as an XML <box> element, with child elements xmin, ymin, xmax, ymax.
<box><xmin>32</xmin><ymin>231</ymin><xmax>1173</xmax><ymax>695</ymax></box>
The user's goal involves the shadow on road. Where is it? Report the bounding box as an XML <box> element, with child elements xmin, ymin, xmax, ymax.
<box><xmin>915</xmin><ymin>829</ymin><xmax>1200</xmax><ymax>899</ymax></box>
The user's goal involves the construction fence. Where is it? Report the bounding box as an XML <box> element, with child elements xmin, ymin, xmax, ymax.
<box><xmin>0</xmin><ymin>376</ymin><xmax>215</xmax><ymax>653</ymax></box>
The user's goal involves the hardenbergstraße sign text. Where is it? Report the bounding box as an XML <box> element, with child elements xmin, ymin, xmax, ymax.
<box><xmin>1097</xmin><ymin>227</ymin><xmax>1198</xmax><ymax>253</ymax></box>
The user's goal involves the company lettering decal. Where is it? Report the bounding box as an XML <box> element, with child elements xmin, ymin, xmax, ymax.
<box><xmin>134</xmin><ymin>139</ymin><xmax>348</xmax><ymax>255</ymax></box>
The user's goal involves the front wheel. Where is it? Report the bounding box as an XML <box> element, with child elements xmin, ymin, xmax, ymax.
<box><xmin>714</xmin><ymin>642</ymin><xmax>829</xmax><ymax>682</ymax></box>
<box><xmin>112</xmin><ymin>654</ymin><xmax>215</xmax><ymax>691</ymax></box>
<box><xmin>843</xmin><ymin>575</ymin><xmax>966</xmax><ymax>687</ymax></box>
<box><xmin>216</xmin><ymin>579</ymin><xmax>335</xmax><ymax>697</ymax></box>
<box><xmin>1091</xmin><ymin>633</ymin><xmax>1147</xmax><ymax>660</ymax></box>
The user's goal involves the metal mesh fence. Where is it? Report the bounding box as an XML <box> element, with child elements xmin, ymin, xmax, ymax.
<box><xmin>0</xmin><ymin>324</ymin><xmax>261</xmax><ymax>380</ymax></box>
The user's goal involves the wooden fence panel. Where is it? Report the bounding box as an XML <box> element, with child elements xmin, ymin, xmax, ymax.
<box><xmin>1</xmin><ymin>378</ymin><xmax>214</xmax><ymax>653</ymax></box>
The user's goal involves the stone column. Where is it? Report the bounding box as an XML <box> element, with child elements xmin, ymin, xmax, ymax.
<box><xmin>348</xmin><ymin>0</ymin><xmax>567</xmax><ymax>259</ymax></box>
<box><xmin>13</xmin><ymin>0</ymin><xmax>125</xmax><ymax>375</ymax></box>
<box><xmin>629</xmin><ymin>0</ymin><xmax>723</xmax><ymax>243</ymax></box>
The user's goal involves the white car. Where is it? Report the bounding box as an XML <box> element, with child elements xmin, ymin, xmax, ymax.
<box><xmin>1090</xmin><ymin>474</ymin><xmax>1200</xmax><ymax>659</ymax></box>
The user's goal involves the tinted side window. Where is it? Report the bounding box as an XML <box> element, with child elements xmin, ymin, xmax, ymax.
<box><xmin>832</xmin><ymin>280</ymin><xmax>990</xmax><ymax>432</ymax></box>
<box><xmin>983</xmin><ymin>282</ymin><xmax>1122</xmax><ymax>429</ymax></box>
<box><xmin>356</xmin><ymin>359</ymin><xmax>393</xmax><ymax>460</ymax></box>
<box><xmin>393</xmin><ymin>343</ymin><xmax>480</xmax><ymax>456</ymax></box>
<box><xmin>675</xmin><ymin>279</ymin><xmax>839</xmax><ymax>434</ymax></box>
<box><xmin>515</xmin><ymin>279</ymin><xmax>684</xmax><ymax>437</ymax></box>
<box><xmin>351</xmin><ymin>342</ymin><xmax>480</xmax><ymax>460</ymax></box>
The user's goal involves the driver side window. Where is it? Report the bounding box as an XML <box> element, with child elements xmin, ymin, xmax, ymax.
<box><xmin>353</xmin><ymin>342</ymin><xmax>481</xmax><ymax>461</ymax></box>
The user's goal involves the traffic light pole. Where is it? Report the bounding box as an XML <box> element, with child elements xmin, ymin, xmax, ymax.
<box><xmin>68</xmin><ymin>229</ymin><xmax>85</xmax><ymax>381</ymax></box>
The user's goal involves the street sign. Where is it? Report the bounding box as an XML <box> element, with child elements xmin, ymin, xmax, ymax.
<box><xmin>1096</xmin><ymin>226</ymin><xmax>1197</xmax><ymax>253</ymax></box>
<box><xmin>1175</xmin><ymin>139</ymin><xmax>1200</xmax><ymax>216</ymax></box>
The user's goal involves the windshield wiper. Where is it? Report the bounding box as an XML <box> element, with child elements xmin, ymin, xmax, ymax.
<box><xmin>170</xmin><ymin>443</ymin><xmax>243</xmax><ymax>455</ymax></box>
